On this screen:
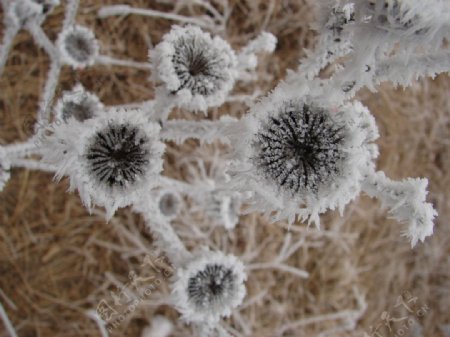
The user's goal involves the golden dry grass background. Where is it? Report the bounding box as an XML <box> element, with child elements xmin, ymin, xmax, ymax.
<box><xmin>0</xmin><ymin>1</ymin><xmax>449</xmax><ymax>336</ymax></box>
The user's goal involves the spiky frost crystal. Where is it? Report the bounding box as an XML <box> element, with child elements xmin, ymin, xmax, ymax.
<box><xmin>151</xmin><ymin>25</ymin><xmax>237</xmax><ymax>111</ymax></box>
<box><xmin>171</xmin><ymin>250</ymin><xmax>246</xmax><ymax>324</ymax></box>
<box><xmin>57</xmin><ymin>25</ymin><xmax>99</xmax><ymax>68</ymax></box>
<box><xmin>252</xmin><ymin>101</ymin><xmax>347</xmax><ymax>195</ymax></box>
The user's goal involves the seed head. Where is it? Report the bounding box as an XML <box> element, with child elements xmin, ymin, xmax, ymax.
<box><xmin>252</xmin><ymin>101</ymin><xmax>347</xmax><ymax>195</ymax></box>
<box><xmin>57</xmin><ymin>25</ymin><xmax>99</xmax><ymax>68</ymax></box>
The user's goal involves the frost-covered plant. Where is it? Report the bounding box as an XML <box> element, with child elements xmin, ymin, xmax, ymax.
<box><xmin>0</xmin><ymin>0</ymin><xmax>447</xmax><ymax>335</ymax></box>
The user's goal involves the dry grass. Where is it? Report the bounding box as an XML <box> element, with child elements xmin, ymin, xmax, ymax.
<box><xmin>0</xmin><ymin>1</ymin><xmax>449</xmax><ymax>336</ymax></box>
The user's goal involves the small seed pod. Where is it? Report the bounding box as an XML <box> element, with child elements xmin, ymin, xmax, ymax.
<box><xmin>156</xmin><ymin>189</ymin><xmax>182</xmax><ymax>220</ymax></box>
<box><xmin>54</xmin><ymin>84</ymin><xmax>103</xmax><ymax>122</ymax></box>
<box><xmin>150</xmin><ymin>25</ymin><xmax>237</xmax><ymax>112</ymax></box>
<box><xmin>57</xmin><ymin>25</ymin><xmax>99</xmax><ymax>68</ymax></box>
<box><xmin>171</xmin><ymin>250</ymin><xmax>246</xmax><ymax>324</ymax></box>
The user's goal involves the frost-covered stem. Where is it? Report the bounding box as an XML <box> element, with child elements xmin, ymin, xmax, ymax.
<box><xmin>95</xmin><ymin>55</ymin><xmax>152</xmax><ymax>70</ymax></box>
<box><xmin>86</xmin><ymin>310</ymin><xmax>110</xmax><ymax>337</ymax></box>
<box><xmin>142</xmin><ymin>214</ymin><xmax>190</xmax><ymax>267</ymax></box>
<box><xmin>0</xmin><ymin>24</ymin><xmax>19</xmax><ymax>76</ymax></box>
<box><xmin>374</xmin><ymin>50</ymin><xmax>450</xmax><ymax>87</ymax></box>
<box><xmin>25</xmin><ymin>23</ymin><xmax>58</xmax><ymax>58</ymax></box>
<box><xmin>295</xmin><ymin>40</ymin><xmax>353</xmax><ymax>80</ymax></box>
<box><xmin>63</xmin><ymin>0</ymin><xmax>80</xmax><ymax>30</ymax></box>
<box><xmin>98</xmin><ymin>5</ymin><xmax>214</xmax><ymax>29</ymax></box>
<box><xmin>35</xmin><ymin>60</ymin><xmax>61</xmax><ymax>130</ymax></box>
<box><xmin>245</xmin><ymin>262</ymin><xmax>309</xmax><ymax>278</ymax></box>
<box><xmin>362</xmin><ymin>171</ymin><xmax>437</xmax><ymax>247</ymax></box>
<box><xmin>151</xmin><ymin>92</ymin><xmax>175</xmax><ymax>122</ymax></box>
<box><xmin>1</xmin><ymin>141</ymin><xmax>41</xmax><ymax>158</ymax></box>
<box><xmin>225</xmin><ymin>91</ymin><xmax>262</xmax><ymax>105</ymax></box>
<box><xmin>9</xmin><ymin>158</ymin><xmax>57</xmax><ymax>172</ymax></box>
<box><xmin>160</xmin><ymin>116</ymin><xmax>238</xmax><ymax>144</ymax></box>
<box><xmin>105</xmin><ymin>100</ymin><xmax>154</xmax><ymax>113</ymax></box>
<box><xmin>0</xmin><ymin>301</ymin><xmax>18</xmax><ymax>337</ymax></box>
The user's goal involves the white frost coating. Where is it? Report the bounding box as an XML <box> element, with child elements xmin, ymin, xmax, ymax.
<box><xmin>362</xmin><ymin>171</ymin><xmax>437</xmax><ymax>247</ymax></box>
<box><xmin>150</xmin><ymin>25</ymin><xmax>237</xmax><ymax>112</ymax></box>
<box><xmin>0</xmin><ymin>151</ymin><xmax>11</xmax><ymax>192</ymax></box>
<box><xmin>160</xmin><ymin>116</ymin><xmax>238</xmax><ymax>144</ymax></box>
<box><xmin>54</xmin><ymin>84</ymin><xmax>104</xmax><ymax>122</ymax></box>
<box><xmin>225</xmin><ymin>80</ymin><xmax>379</xmax><ymax>226</ymax></box>
<box><xmin>57</xmin><ymin>25</ymin><xmax>100</xmax><ymax>69</ymax></box>
<box><xmin>171</xmin><ymin>249</ymin><xmax>247</xmax><ymax>325</ymax></box>
<box><xmin>141</xmin><ymin>316</ymin><xmax>174</xmax><ymax>337</ymax></box>
<box><xmin>237</xmin><ymin>32</ymin><xmax>277</xmax><ymax>71</ymax></box>
<box><xmin>41</xmin><ymin>108</ymin><xmax>165</xmax><ymax>219</ymax></box>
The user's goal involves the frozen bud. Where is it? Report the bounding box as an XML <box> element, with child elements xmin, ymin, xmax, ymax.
<box><xmin>171</xmin><ymin>250</ymin><xmax>246</xmax><ymax>324</ymax></box>
<box><xmin>54</xmin><ymin>84</ymin><xmax>103</xmax><ymax>122</ymax></box>
<box><xmin>150</xmin><ymin>25</ymin><xmax>237</xmax><ymax>112</ymax></box>
<box><xmin>157</xmin><ymin>189</ymin><xmax>182</xmax><ymax>220</ymax></box>
<box><xmin>57</xmin><ymin>25</ymin><xmax>99</xmax><ymax>68</ymax></box>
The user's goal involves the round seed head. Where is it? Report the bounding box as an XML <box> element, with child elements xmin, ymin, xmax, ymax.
<box><xmin>85</xmin><ymin>123</ymin><xmax>151</xmax><ymax>188</ymax></box>
<box><xmin>172</xmin><ymin>250</ymin><xmax>246</xmax><ymax>324</ymax></box>
<box><xmin>158</xmin><ymin>190</ymin><xmax>182</xmax><ymax>219</ymax></box>
<box><xmin>58</xmin><ymin>25</ymin><xmax>99</xmax><ymax>68</ymax></box>
<box><xmin>252</xmin><ymin>100</ymin><xmax>347</xmax><ymax>195</ymax></box>
<box><xmin>151</xmin><ymin>25</ymin><xmax>237</xmax><ymax>111</ymax></box>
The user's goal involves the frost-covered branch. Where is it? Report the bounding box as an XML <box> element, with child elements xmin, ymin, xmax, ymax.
<box><xmin>160</xmin><ymin>116</ymin><xmax>238</xmax><ymax>144</ymax></box>
<box><xmin>0</xmin><ymin>24</ymin><xmax>19</xmax><ymax>75</ymax></box>
<box><xmin>362</xmin><ymin>171</ymin><xmax>437</xmax><ymax>247</ymax></box>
